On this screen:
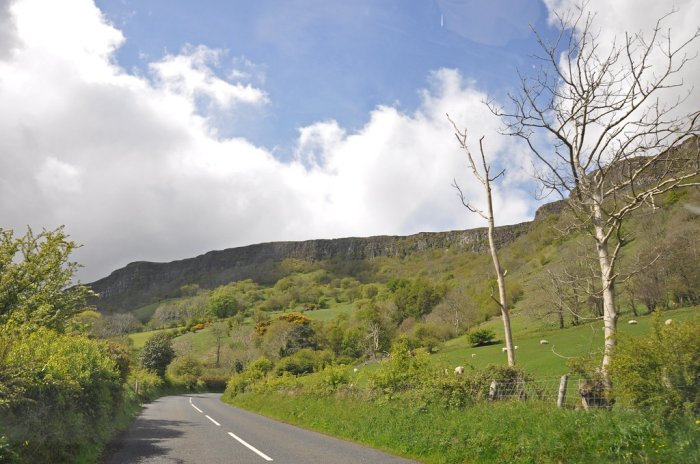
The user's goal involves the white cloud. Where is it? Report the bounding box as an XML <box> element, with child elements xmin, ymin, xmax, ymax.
<box><xmin>0</xmin><ymin>0</ymin><xmax>535</xmax><ymax>282</ymax></box>
<box><xmin>36</xmin><ymin>157</ymin><xmax>82</xmax><ymax>193</ymax></box>
<box><xmin>150</xmin><ymin>45</ymin><xmax>269</xmax><ymax>109</ymax></box>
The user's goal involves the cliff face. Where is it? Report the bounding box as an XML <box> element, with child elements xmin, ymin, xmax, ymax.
<box><xmin>88</xmin><ymin>221</ymin><xmax>532</xmax><ymax>312</ymax></box>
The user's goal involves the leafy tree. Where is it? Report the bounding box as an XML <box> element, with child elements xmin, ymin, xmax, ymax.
<box><xmin>140</xmin><ymin>332</ymin><xmax>175</xmax><ymax>377</ymax></box>
<box><xmin>0</xmin><ymin>227</ymin><xmax>94</xmax><ymax>331</ymax></box>
<box><xmin>390</xmin><ymin>278</ymin><xmax>445</xmax><ymax>323</ymax></box>
<box><xmin>208</xmin><ymin>284</ymin><xmax>241</xmax><ymax>318</ymax></box>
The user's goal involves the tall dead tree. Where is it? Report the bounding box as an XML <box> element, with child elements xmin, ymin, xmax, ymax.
<box><xmin>448</xmin><ymin>116</ymin><xmax>516</xmax><ymax>367</ymax></box>
<box><xmin>492</xmin><ymin>7</ymin><xmax>700</xmax><ymax>380</ymax></box>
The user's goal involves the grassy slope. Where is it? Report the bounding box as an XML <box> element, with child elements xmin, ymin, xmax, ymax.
<box><xmin>432</xmin><ymin>306</ymin><xmax>698</xmax><ymax>376</ymax></box>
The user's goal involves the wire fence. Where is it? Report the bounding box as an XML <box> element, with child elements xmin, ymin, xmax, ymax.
<box><xmin>483</xmin><ymin>375</ymin><xmax>613</xmax><ymax>409</ymax></box>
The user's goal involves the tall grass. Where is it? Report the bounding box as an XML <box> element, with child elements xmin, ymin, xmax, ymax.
<box><xmin>227</xmin><ymin>392</ymin><xmax>698</xmax><ymax>463</ymax></box>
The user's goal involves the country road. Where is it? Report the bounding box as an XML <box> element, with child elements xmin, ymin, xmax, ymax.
<box><xmin>103</xmin><ymin>393</ymin><xmax>420</xmax><ymax>464</ymax></box>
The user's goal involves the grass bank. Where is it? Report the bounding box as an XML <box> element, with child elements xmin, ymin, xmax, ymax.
<box><xmin>226</xmin><ymin>392</ymin><xmax>699</xmax><ymax>463</ymax></box>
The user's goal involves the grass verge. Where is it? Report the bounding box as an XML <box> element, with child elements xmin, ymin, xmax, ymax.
<box><xmin>225</xmin><ymin>392</ymin><xmax>699</xmax><ymax>463</ymax></box>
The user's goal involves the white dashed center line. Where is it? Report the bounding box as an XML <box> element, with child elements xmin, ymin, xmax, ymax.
<box><xmin>205</xmin><ymin>415</ymin><xmax>221</xmax><ymax>426</ymax></box>
<box><xmin>227</xmin><ymin>432</ymin><xmax>274</xmax><ymax>461</ymax></box>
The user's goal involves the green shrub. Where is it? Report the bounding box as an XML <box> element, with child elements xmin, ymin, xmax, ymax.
<box><xmin>370</xmin><ymin>336</ymin><xmax>430</xmax><ymax>393</ymax></box>
<box><xmin>127</xmin><ymin>367</ymin><xmax>164</xmax><ymax>400</ymax></box>
<box><xmin>199</xmin><ymin>373</ymin><xmax>229</xmax><ymax>391</ymax></box>
<box><xmin>467</xmin><ymin>328</ymin><xmax>496</xmax><ymax>347</ymax></box>
<box><xmin>223</xmin><ymin>357</ymin><xmax>275</xmax><ymax>397</ymax></box>
<box><xmin>167</xmin><ymin>355</ymin><xmax>203</xmax><ymax>389</ymax></box>
<box><xmin>247</xmin><ymin>356</ymin><xmax>274</xmax><ymax>379</ymax></box>
<box><xmin>274</xmin><ymin>349</ymin><xmax>317</xmax><ymax>376</ymax></box>
<box><xmin>313</xmin><ymin>365</ymin><xmax>350</xmax><ymax>394</ymax></box>
<box><xmin>610</xmin><ymin>316</ymin><xmax>699</xmax><ymax>417</ymax></box>
<box><xmin>1</xmin><ymin>327</ymin><xmax>123</xmax><ymax>463</ymax></box>
<box><xmin>415</xmin><ymin>365</ymin><xmax>532</xmax><ymax>409</ymax></box>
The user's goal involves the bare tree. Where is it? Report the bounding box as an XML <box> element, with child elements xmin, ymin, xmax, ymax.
<box><xmin>448</xmin><ymin>116</ymin><xmax>516</xmax><ymax>367</ymax></box>
<box><xmin>492</xmin><ymin>6</ymin><xmax>700</xmax><ymax>379</ymax></box>
<box><xmin>210</xmin><ymin>321</ymin><xmax>230</xmax><ymax>368</ymax></box>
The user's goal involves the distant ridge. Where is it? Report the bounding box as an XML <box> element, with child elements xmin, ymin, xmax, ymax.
<box><xmin>87</xmin><ymin>205</ymin><xmax>556</xmax><ymax>312</ymax></box>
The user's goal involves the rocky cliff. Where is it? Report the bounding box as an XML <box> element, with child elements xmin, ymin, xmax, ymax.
<box><xmin>88</xmin><ymin>220</ymin><xmax>534</xmax><ymax>312</ymax></box>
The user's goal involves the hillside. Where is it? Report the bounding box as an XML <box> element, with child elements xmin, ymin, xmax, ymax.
<box><xmin>88</xmin><ymin>215</ymin><xmax>535</xmax><ymax>312</ymax></box>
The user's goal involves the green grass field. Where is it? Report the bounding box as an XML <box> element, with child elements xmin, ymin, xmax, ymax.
<box><xmin>432</xmin><ymin>306</ymin><xmax>698</xmax><ymax>376</ymax></box>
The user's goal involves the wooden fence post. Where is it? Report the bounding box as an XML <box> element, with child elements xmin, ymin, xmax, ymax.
<box><xmin>489</xmin><ymin>380</ymin><xmax>498</xmax><ymax>401</ymax></box>
<box><xmin>557</xmin><ymin>375</ymin><xmax>568</xmax><ymax>408</ymax></box>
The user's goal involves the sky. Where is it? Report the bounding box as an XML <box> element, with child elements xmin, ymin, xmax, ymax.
<box><xmin>0</xmin><ymin>0</ymin><xmax>698</xmax><ymax>282</ymax></box>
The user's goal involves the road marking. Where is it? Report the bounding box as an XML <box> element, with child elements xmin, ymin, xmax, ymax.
<box><xmin>205</xmin><ymin>415</ymin><xmax>221</xmax><ymax>426</ymax></box>
<box><xmin>191</xmin><ymin>403</ymin><xmax>203</xmax><ymax>413</ymax></box>
<box><xmin>227</xmin><ymin>432</ymin><xmax>274</xmax><ymax>461</ymax></box>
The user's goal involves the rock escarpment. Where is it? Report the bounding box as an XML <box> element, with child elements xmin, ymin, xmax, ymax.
<box><xmin>88</xmin><ymin>221</ymin><xmax>533</xmax><ymax>312</ymax></box>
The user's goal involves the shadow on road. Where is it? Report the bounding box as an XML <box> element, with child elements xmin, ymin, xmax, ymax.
<box><xmin>103</xmin><ymin>418</ymin><xmax>190</xmax><ymax>463</ymax></box>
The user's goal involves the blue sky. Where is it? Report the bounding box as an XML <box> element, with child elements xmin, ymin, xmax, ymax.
<box><xmin>0</xmin><ymin>0</ymin><xmax>697</xmax><ymax>281</ymax></box>
<box><xmin>96</xmin><ymin>0</ymin><xmax>550</xmax><ymax>153</ymax></box>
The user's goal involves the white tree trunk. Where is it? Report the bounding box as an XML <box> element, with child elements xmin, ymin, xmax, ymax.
<box><xmin>592</xmin><ymin>204</ymin><xmax>617</xmax><ymax>383</ymax></box>
<box><xmin>486</xmin><ymin>183</ymin><xmax>515</xmax><ymax>367</ymax></box>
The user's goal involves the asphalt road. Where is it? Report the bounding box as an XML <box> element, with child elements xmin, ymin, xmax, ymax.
<box><xmin>103</xmin><ymin>393</ymin><xmax>420</xmax><ymax>464</ymax></box>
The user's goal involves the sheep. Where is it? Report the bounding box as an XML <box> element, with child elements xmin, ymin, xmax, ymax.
<box><xmin>471</xmin><ymin>353</ymin><xmax>476</xmax><ymax>358</ymax></box>
<box><xmin>501</xmin><ymin>347</ymin><xmax>508</xmax><ymax>352</ymax></box>
<box><xmin>353</xmin><ymin>368</ymin><xmax>358</xmax><ymax>373</ymax></box>
<box><xmin>454</xmin><ymin>366</ymin><xmax>465</xmax><ymax>375</ymax></box>
<box><xmin>515</xmin><ymin>346</ymin><xmax>518</xmax><ymax>350</ymax></box>
<box><xmin>539</xmin><ymin>339</ymin><xmax>549</xmax><ymax>345</ymax></box>
<box><xmin>665</xmin><ymin>318</ymin><xmax>673</xmax><ymax>326</ymax></box>
<box><xmin>627</xmin><ymin>320</ymin><xmax>638</xmax><ymax>325</ymax></box>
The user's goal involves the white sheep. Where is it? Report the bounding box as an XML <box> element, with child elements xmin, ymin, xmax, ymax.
<box><xmin>501</xmin><ymin>347</ymin><xmax>508</xmax><ymax>352</ymax></box>
<box><xmin>665</xmin><ymin>318</ymin><xmax>673</xmax><ymax>326</ymax></box>
<box><xmin>515</xmin><ymin>346</ymin><xmax>518</xmax><ymax>350</ymax></box>
<box><xmin>454</xmin><ymin>366</ymin><xmax>465</xmax><ymax>375</ymax></box>
<box><xmin>471</xmin><ymin>353</ymin><xmax>476</xmax><ymax>358</ymax></box>
<box><xmin>628</xmin><ymin>320</ymin><xmax>638</xmax><ymax>325</ymax></box>
<box><xmin>353</xmin><ymin>368</ymin><xmax>358</xmax><ymax>373</ymax></box>
<box><xmin>539</xmin><ymin>339</ymin><xmax>549</xmax><ymax>345</ymax></box>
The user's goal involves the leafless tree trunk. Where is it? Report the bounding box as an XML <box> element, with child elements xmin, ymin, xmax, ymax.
<box><xmin>492</xmin><ymin>6</ymin><xmax>700</xmax><ymax>381</ymax></box>
<box><xmin>448</xmin><ymin>116</ymin><xmax>516</xmax><ymax>366</ymax></box>
<box><xmin>211</xmin><ymin>321</ymin><xmax>229</xmax><ymax>368</ymax></box>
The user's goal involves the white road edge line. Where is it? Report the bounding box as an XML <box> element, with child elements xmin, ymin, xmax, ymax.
<box><xmin>191</xmin><ymin>403</ymin><xmax>203</xmax><ymax>413</ymax></box>
<box><xmin>227</xmin><ymin>431</ymin><xmax>274</xmax><ymax>461</ymax></box>
<box><xmin>205</xmin><ymin>415</ymin><xmax>221</xmax><ymax>426</ymax></box>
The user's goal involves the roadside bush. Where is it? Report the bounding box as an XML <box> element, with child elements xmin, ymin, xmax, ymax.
<box><xmin>199</xmin><ymin>373</ymin><xmax>229</xmax><ymax>391</ymax></box>
<box><xmin>1</xmin><ymin>327</ymin><xmax>122</xmax><ymax>463</ymax></box>
<box><xmin>467</xmin><ymin>328</ymin><xmax>496</xmax><ymax>347</ymax></box>
<box><xmin>274</xmin><ymin>349</ymin><xmax>317</xmax><ymax>376</ymax></box>
<box><xmin>223</xmin><ymin>356</ymin><xmax>274</xmax><ymax>397</ymax></box>
<box><xmin>167</xmin><ymin>355</ymin><xmax>203</xmax><ymax>389</ymax></box>
<box><xmin>610</xmin><ymin>316</ymin><xmax>699</xmax><ymax>418</ymax></box>
<box><xmin>370</xmin><ymin>336</ymin><xmax>430</xmax><ymax>393</ymax></box>
<box><xmin>311</xmin><ymin>365</ymin><xmax>351</xmax><ymax>395</ymax></box>
<box><xmin>416</xmin><ymin>365</ymin><xmax>532</xmax><ymax>409</ymax></box>
<box><xmin>127</xmin><ymin>367</ymin><xmax>164</xmax><ymax>400</ymax></box>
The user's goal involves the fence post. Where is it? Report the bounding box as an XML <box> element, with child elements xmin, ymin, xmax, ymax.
<box><xmin>489</xmin><ymin>380</ymin><xmax>498</xmax><ymax>401</ymax></box>
<box><xmin>557</xmin><ymin>375</ymin><xmax>568</xmax><ymax>408</ymax></box>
